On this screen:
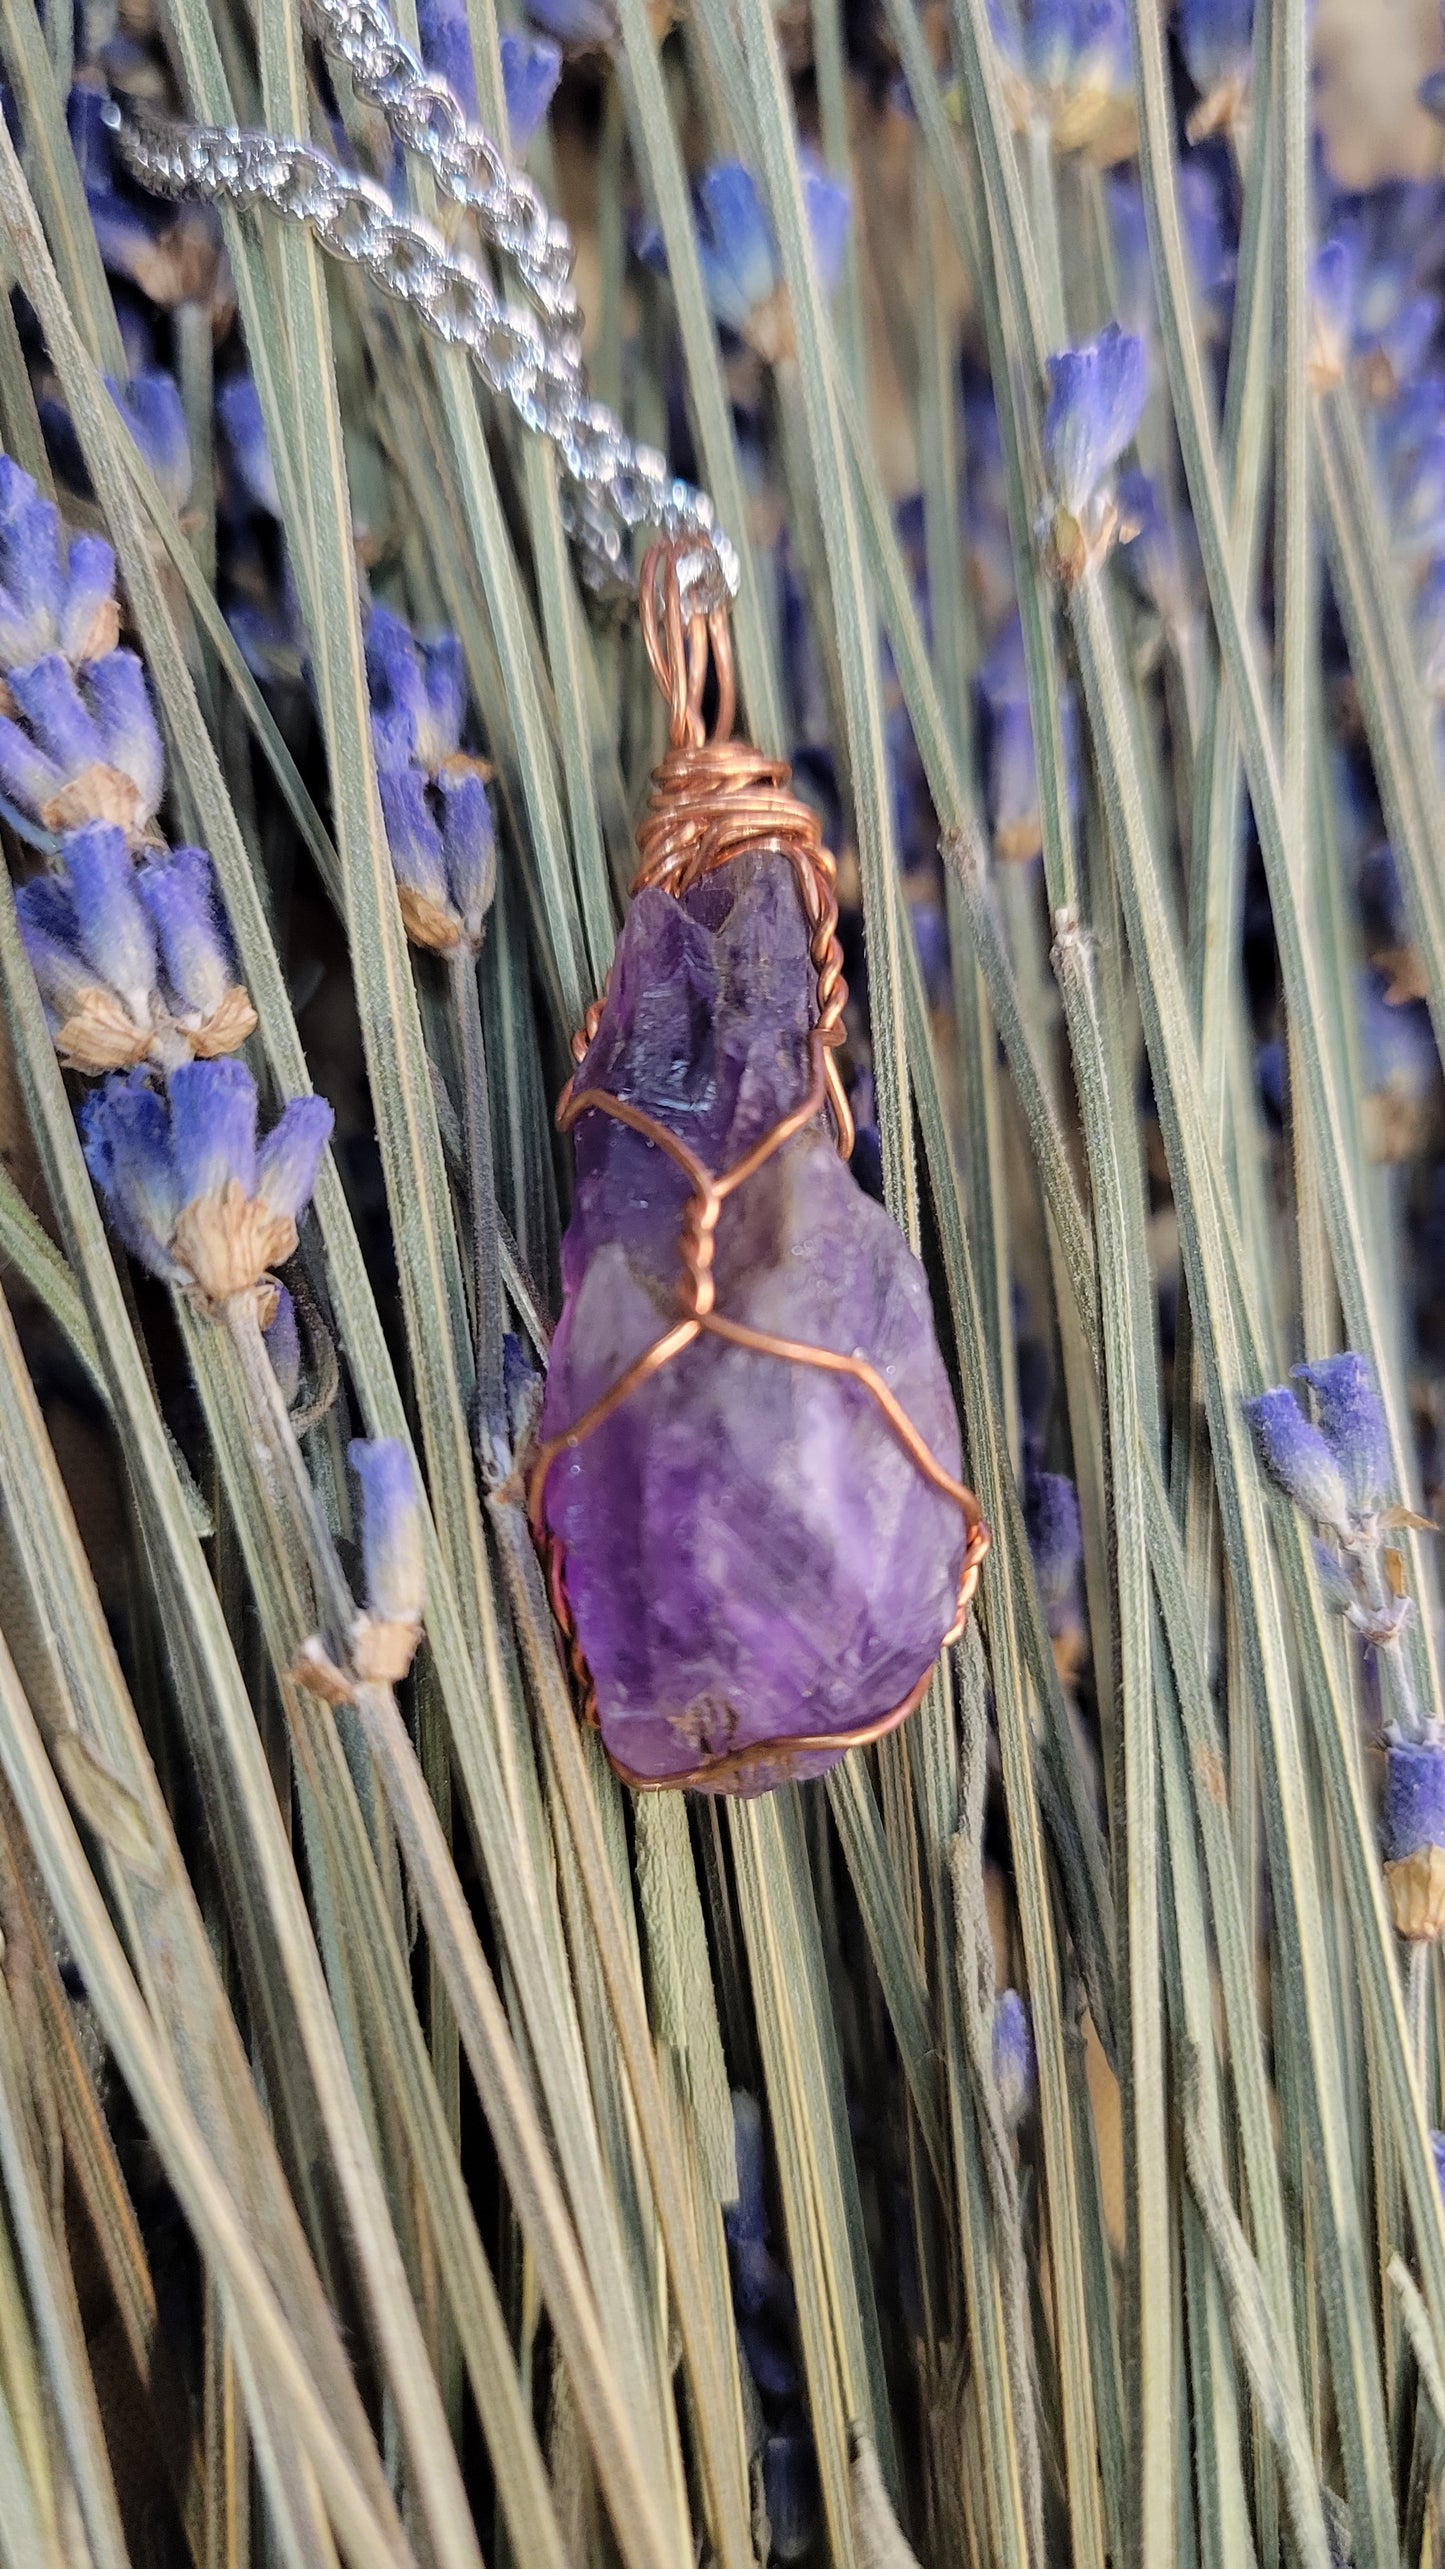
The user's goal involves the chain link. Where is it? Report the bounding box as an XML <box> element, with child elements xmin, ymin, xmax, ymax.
<box><xmin>110</xmin><ymin>0</ymin><xmax>737</xmax><ymax>614</ymax></box>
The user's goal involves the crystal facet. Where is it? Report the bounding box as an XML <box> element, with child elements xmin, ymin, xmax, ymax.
<box><xmin>539</xmin><ymin>851</ymin><xmax>965</xmax><ymax>1792</ymax></box>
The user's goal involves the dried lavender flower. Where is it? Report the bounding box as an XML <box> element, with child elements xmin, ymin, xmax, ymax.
<box><xmin>640</xmin><ymin>159</ymin><xmax>850</xmax><ymax>365</ymax></box>
<box><xmin>1383</xmin><ymin>1736</ymin><xmax>1445</xmax><ymax>1941</ymax></box>
<box><xmin>106</xmin><ymin>371</ymin><xmax>193</xmax><ymax>517</ymax></box>
<box><xmin>0</xmin><ymin>648</ymin><xmax>164</xmax><ymax>838</ymax></box>
<box><xmin>993</xmin><ymin>1989</ymin><xmax>1036</xmax><ymax>2132</ymax></box>
<box><xmin>1293</xmin><ymin>1352</ymin><xmax>1393</xmax><ymax>1520</ymax></box>
<box><xmin>0</xmin><ymin>458</ymin><xmax>118</xmax><ymax>671</ymax></box>
<box><xmin>1043</xmin><ymin>322</ymin><xmax>1147</xmax><ymax>579</ymax></box>
<box><xmin>1243</xmin><ymin>1386</ymin><xmax>1354</xmax><ymax>1539</ymax></box>
<box><xmin>81</xmin><ymin>1058</ymin><xmax>331</xmax><ymax>1308</ymax></box>
<box><xmin>348</xmin><ymin>1437</ymin><xmax>425</xmax><ymax>1682</ymax></box>
<box><xmin>16</xmin><ymin>826</ymin><xmax>254</xmax><ymax>1072</ymax></box>
<box><xmin>367</xmin><ymin>607</ymin><xmax>496</xmax><ymax>951</ymax></box>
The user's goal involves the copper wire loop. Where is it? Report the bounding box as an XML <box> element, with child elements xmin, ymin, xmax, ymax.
<box><xmin>529</xmin><ymin>544</ymin><xmax>990</xmax><ymax>1793</ymax></box>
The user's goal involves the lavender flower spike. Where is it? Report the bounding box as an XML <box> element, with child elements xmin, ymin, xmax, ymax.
<box><xmin>1025</xmin><ymin>1468</ymin><xmax>1087</xmax><ymax>1680</ymax></box>
<box><xmin>80</xmin><ymin>1070</ymin><xmax>186</xmax><ymax>1282</ymax></box>
<box><xmin>0</xmin><ymin>458</ymin><xmax>118</xmax><ymax>672</ymax></box>
<box><xmin>1293</xmin><ymin>1352</ymin><xmax>1393</xmax><ymax>1518</ymax></box>
<box><xmin>17</xmin><ymin>831</ymin><xmax>255</xmax><ymax>1074</ymax></box>
<box><xmin>1043</xmin><ymin>322</ymin><xmax>1147</xmax><ymax>579</ymax></box>
<box><xmin>17</xmin><ymin>823</ymin><xmax>156</xmax><ymax>1073</ymax></box>
<box><xmin>1383</xmin><ymin>1737</ymin><xmax>1445</xmax><ymax>1940</ymax></box>
<box><xmin>367</xmin><ymin>609</ymin><xmax>497</xmax><ymax>951</ymax></box>
<box><xmin>0</xmin><ymin>649</ymin><xmax>164</xmax><ymax>837</ymax></box>
<box><xmin>82</xmin><ymin>1059</ymin><xmax>331</xmax><ymax>1309</ymax></box>
<box><xmin>502</xmin><ymin>32</ymin><xmax>562</xmax><ymax>150</ymax></box>
<box><xmin>643</xmin><ymin>159</ymin><xmax>850</xmax><ymax>366</ymax></box>
<box><xmin>348</xmin><ymin>1439</ymin><xmax>425</xmax><ymax>1682</ymax></box>
<box><xmin>136</xmin><ymin>844</ymin><xmax>257</xmax><ymax>1058</ymax></box>
<box><xmin>1243</xmin><ymin>1386</ymin><xmax>1353</xmax><ymax>1539</ymax></box>
<box><xmin>106</xmin><ymin>373</ymin><xmax>193</xmax><ymax>518</ymax></box>
<box><xmin>993</xmin><ymin>1990</ymin><xmax>1036</xmax><ymax>2132</ymax></box>
<box><xmin>1179</xmin><ymin>0</ymin><xmax>1254</xmax><ymax>136</ymax></box>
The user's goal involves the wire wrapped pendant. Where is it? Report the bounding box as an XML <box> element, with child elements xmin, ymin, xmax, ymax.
<box><xmin>529</xmin><ymin>548</ymin><xmax>989</xmax><ymax>1794</ymax></box>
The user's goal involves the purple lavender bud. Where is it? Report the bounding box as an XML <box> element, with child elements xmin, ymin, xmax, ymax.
<box><xmin>692</xmin><ymin>163</ymin><xmax>779</xmax><ymax>336</ymax></box>
<box><xmin>85</xmin><ymin>1063</ymin><xmax>330</xmax><ymax>1302</ymax></box>
<box><xmin>437</xmin><ymin>765</ymin><xmax>496</xmax><ymax>939</ymax></box>
<box><xmin>762</xmin><ymin>2433</ymin><xmax>820</xmax><ymax>2566</ymax></box>
<box><xmin>368</xmin><ymin>612</ymin><xmax>468</xmax><ymax>773</ymax></box>
<box><xmin>1028</xmin><ymin>0</ymin><xmax>1131</xmax><ymax>99</ymax></box>
<box><xmin>986</xmin><ymin>690</ymin><xmax>1044</xmax><ymax>863</ymax></box>
<box><xmin>1244</xmin><ymin>1386</ymin><xmax>1353</xmax><ymax>1536</ymax></box>
<box><xmin>1384</xmin><ymin>1738</ymin><xmax>1445</xmax><ymax>1862</ymax></box>
<box><xmin>1023</xmin><ymin>1479</ymin><xmax>1079</xmax><ymax>1613</ymax></box>
<box><xmin>348</xmin><ymin>1438</ymin><xmax>425</xmax><ymax>1627</ymax></box>
<box><xmin>58</xmin><ymin>536</ymin><xmax>119</xmax><ymax>666</ymax></box>
<box><xmin>264</xmin><ymin>1281</ymin><xmax>302</xmax><ymax>1407</ymax></box>
<box><xmin>169</xmin><ymin>1056</ymin><xmax>258</xmax><ymax>1207</ymax></box>
<box><xmin>82</xmin><ymin>650</ymin><xmax>165</xmax><ymax>822</ymax></box>
<box><xmin>801</xmin><ymin>158</ymin><xmax>852</xmax><ymax>302</ymax></box>
<box><xmin>1293</xmin><ymin>1351</ymin><xmax>1393</xmax><ymax>1517</ymax></box>
<box><xmin>741</xmin><ymin>2310</ymin><xmax>800</xmax><ymax>2401</ymax></box>
<box><xmin>501</xmin><ymin>31</ymin><xmax>562</xmax><ymax>150</ymax></box>
<box><xmin>979</xmin><ymin>620</ymin><xmax>1080</xmax><ymax>862</ymax></box>
<box><xmin>539</xmin><ymin>852</ymin><xmax>966</xmax><ymax>1789</ymax></box>
<box><xmin>525</xmin><ymin>0</ymin><xmax>619</xmax><ymax>45</ymax></box>
<box><xmin>15</xmin><ymin>870</ymin><xmax>96</xmax><ymax>1027</ymax></box>
<box><xmin>1309</xmin><ymin>234</ymin><xmax>1356</xmax><ymax>385</ymax></box>
<box><xmin>658</xmin><ymin>159</ymin><xmax>849</xmax><ymax>352</ymax></box>
<box><xmin>0</xmin><ymin>717</ymin><xmax>67</xmax><ymax>825</ymax></box>
<box><xmin>364</xmin><ymin>605</ymin><xmax>418</xmax><ymax>694</ymax></box>
<box><xmin>0</xmin><ymin>458</ymin><xmax>63</xmax><ymax>670</ymax></box>
<box><xmin>80</xmin><ymin>1069</ymin><xmax>184</xmax><ymax>1278</ymax></box>
<box><xmin>64</xmin><ymin>820</ymin><xmax>157</xmax><ymax>1019</ymax></box>
<box><xmin>992</xmin><ymin>1988</ymin><xmax>1036</xmax><ymax>2132</ymax></box>
<box><xmin>1</xmin><ymin>645</ymin><xmax>164</xmax><ymax>831</ymax></box>
<box><xmin>106</xmin><ymin>373</ymin><xmax>192</xmax><ymax>516</ymax></box>
<box><xmin>417</xmin><ymin>0</ymin><xmax>480</xmax><ymax>110</ymax></box>
<box><xmin>136</xmin><ymin>844</ymin><xmax>235</xmax><ymax>1022</ymax></box>
<box><xmin>724</xmin><ymin>2092</ymin><xmax>767</xmax><ymax>2246</ymax></box>
<box><xmin>1432</xmin><ymin>2129</ymin><xmax>1445</xmax><ymax>2202</ymax></box>
<box><xmin>1178</xmin><ymin>0</ymin><xmax>1253</xmax><ymax>109</ymax></box>
<box><xmin>414</xmin><ymin>632</ymin><xmax>466</xmax><ymax>772</ymax></box>
<box><xmin>377</xmin><ymin>765</ymin><xmax>451</xmax><ymax>911</ymax></box>
<box><xmin>9</xmin><ymin>653</ymin><xmax>107</xmax><ymax>776</ymax></box>
<box><xmin>257</xmin><ymin>1095</ymin><xmax>333</xmax><ymax>1222</ymax></box>
<box><xmin>1043</xmin><ymin>322</ymin><xmax>1147</xmax><ymax>516</ymax></box>
<box><xmin>1178</xmin><ymin>158</ymin><xmax>1237</xmax><ymax>339</ymax></box>
<box><xmin>216</xmin><ymin>375</ymin><xmax>280</xmax><ymax>518</ymax></box>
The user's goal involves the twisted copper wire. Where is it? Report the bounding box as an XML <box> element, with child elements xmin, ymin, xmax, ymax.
<box><xmin>529</xmin><ymin>546</ymin><xmax>989</xmax><ymax>1793</ymax></box>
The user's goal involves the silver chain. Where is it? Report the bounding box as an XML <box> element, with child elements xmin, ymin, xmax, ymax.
<box><xmin>111</xmin><ymin>0</ymin><xmax>737</xmax><ymax>614</ymax></box>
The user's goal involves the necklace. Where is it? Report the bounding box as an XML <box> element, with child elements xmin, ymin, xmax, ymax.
<box><xmin>117</xmin><ymin>6</ymin><xmax>989</xmax><ymax>1793</ymax></box>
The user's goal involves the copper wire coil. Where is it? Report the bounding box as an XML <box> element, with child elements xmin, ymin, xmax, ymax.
<box><xmin>527</xmin><ymin>544</ymin><xmax>990</xmax><ymax>1794</ymax></box>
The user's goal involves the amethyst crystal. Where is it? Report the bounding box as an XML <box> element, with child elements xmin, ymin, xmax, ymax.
<box><xmin>539</xmin><ymin>851</ymin><xmax>966</xmax><ymax>1792</ymax></box>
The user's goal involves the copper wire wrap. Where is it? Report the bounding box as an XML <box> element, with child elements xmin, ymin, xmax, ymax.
<box><xmin>527</xmin><ymin>543</ymin><xmax>990</xmax><ymax>1793</ymax></box>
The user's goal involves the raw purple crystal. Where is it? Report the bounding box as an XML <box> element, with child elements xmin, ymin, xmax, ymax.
<box><xmin>539</xmin><ymin>851</ymin><xmax>966</xmax><ymax>1793</ymax></box>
